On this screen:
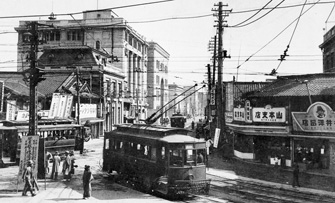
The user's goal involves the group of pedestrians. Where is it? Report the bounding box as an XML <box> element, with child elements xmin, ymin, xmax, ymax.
<box><xmin>48</xmin><ymin>150</ymin><xmax>76</xmax><ymax>181</ymax></box>
<box><xmin>22</xmin><ymin>150</ymin><xmax>94</xmax><ymax>199</ymax></box>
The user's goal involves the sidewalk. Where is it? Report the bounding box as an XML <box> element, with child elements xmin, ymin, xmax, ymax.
<box><xmin>207</xmin><ymin>151</ymin><xmax>335</xmax><ymax>195</ymax></box>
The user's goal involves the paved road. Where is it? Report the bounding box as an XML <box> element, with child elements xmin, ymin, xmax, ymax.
<box><xmin>0</xmin><ymin>137</ymin><xmax>172</xmax><ymax>202</ymax></box>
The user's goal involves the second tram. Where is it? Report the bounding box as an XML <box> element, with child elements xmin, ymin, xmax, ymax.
<box><xmin>103</xmin><ymin>124</ymin><xmax>210</xmax><ymax>198</ymax></box>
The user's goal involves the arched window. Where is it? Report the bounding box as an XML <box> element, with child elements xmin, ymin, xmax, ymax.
<box><xmin>96</xmin><ymin>41</ymin><xmax>101</xmax><ymax>50</ymax></box>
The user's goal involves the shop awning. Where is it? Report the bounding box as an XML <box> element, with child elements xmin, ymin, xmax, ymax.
<box><xmin>80</xmin><ymin>117</ymin><xmax>104</xmax><ymax>125</ymax></box>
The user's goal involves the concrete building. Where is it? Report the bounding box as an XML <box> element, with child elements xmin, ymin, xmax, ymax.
<box><xmin>147</xmin><ymin>42</ymin><xmax>169</xmax><ymax>124</ymax></box>
<box><xmin>14</xmin><ymin>9</ymin><xmax>168</xmax><ymax>128</ymax></box>
<box><xmin>319</xmin><ymin>25</ymin><xmax>335</xmax><ymax>72</ymax></box>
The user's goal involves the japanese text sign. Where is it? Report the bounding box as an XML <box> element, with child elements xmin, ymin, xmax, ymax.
<box><xmin>252</xmin><ymin>106</ymin><xmax>286</xmax><ymax>123</ymax></box>
<box><xmin>292</xmin><ymin>102</ymin><xmax>335</xmax><ymax>133</ymax></box>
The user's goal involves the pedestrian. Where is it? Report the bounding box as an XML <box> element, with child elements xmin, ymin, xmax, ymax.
<box><xmin>69</xmin><ymin>150</ymin><xmax>76</xmax><ymax>176</ymax></box>
<box><xmin>45</xmin><ymin>152</ymin><xmax>51</xmax><ymax>174</ymax></box>
<box><xmin>292</xmin><ymin>162</ymin><xmax>300</xmax><ymax>187</ymax></box>
<box><xmin>191</xmin><ymin>120</ymin><xmax>195</xmax><ymax>130</ymax></box>
<box><xmin>51</xmin><ymin>151</ymin><xmax>61</xmax><ymax>180</ymax></box>
<box><xmin>82</xmin><ymin>165</ymin><xmax>94</xmax><ymax>200</ymax></box>
<box><xmin>197</xmin><ymin>151</ymin><xmax>204</xmax><ymax>164</ymax></box>
<box><xmin>22</xmin><ymin>160</ymin><xmax>36</xmax><ymax>197</ymax></box>
<box><xmin>62</xmin><ymin>151</ymin><xmax>72</xmax><ymax>181</ymax></box>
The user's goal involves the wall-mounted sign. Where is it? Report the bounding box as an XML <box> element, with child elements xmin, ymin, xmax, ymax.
<box><xmin>252</xmin><ymin>105</ymin><xmax>286</xmax><ymax>123</ymax></box>
<box><xmin>76</xmin><ymin>103</ymin><xmax>97</xmax><ymax>119</ymax></box>
<box><xmin>6</xmin><ymin>100</ymin><xmax>16</xmax><ymax>121</ymax></box>
<box><xmin>292</xmin><ymin>102</ymin><xmax>335</xmax><ymax>132</ymax></box>
<box><xmin>225</xmin><ymin>111</ymin><xmax>233</xmax><ymax>123</ymax></box>
<box><xmin>233</xmin><ymin>107</ymin><xmax>245</xmax><ymax>121</ymax></box>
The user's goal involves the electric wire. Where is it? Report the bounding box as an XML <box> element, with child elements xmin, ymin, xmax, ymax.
<box><xmin>229</xmin><ymin>0</ymin><xmax>285</xmax><ymax>28</ymax></box>
<box><xmin>230</xmin><ymin>0</ymin><xmax>273</xmax><ymax>27</ymax></box>
<box><xmin>273</xmin><ymin>0</ymin><xmax>308</xmax><ymax>75</ymax></box>
<box><xmin>235</xmin><ymin>0</ymin><xmax>320</xmax><ymax>72</ymax></box>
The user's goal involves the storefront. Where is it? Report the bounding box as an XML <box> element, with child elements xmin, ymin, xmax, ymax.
<box><xmin>291</xmin><ymin>102</ymin><xmax>335</xmax><ymax>172</ymax></box>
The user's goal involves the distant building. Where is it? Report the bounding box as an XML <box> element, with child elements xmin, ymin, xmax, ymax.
<box><xmin>147</xmin><ymin>42</ymin><xmax>169</xmax><ymax>124</ymax></box>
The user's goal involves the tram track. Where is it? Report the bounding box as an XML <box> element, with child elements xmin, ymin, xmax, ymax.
<box><xmin>208</xmin><ymin>174</ymin><xmax>335</xmax><ymax>203</ymax></box>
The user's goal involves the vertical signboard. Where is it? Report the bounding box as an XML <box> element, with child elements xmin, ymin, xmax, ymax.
<box><xmin>18</xmin><ymin>136</ymin><xmax>39</xmax><ymax>182</ymax></box>
<box><xmin>213</xmin><ymin>128</ymin><xmax>221</xmax><ymax>148</ymax></box>
<box><xmin>64</xmin><ymin>95</ymin><xmax>73</xmax><ymax>118</ymax></box>
<box><xmin>57</xmin><ymin>94</ymin><xmax>68</xmax><ymax>118</ymax></box>
<box><xmin>48</xmin><ymin>93</ymin><xmax>61</xmax><ymax>118</ymax></box>
<box><xmin>6</xmin><ymin>100</ymin><xmax>16</xmax><ymax>121</ymax></box>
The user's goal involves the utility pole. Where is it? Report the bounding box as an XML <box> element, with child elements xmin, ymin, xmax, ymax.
<box><xmin>207</xmin><ymin>64</ymin><xmax>211</xmax><ymax>124</ymax></box>
<box><xmin>27</xmin><ymin>22</ymin><xmax>39</xmax><ymax>136</ymax></box>
<box><xmin>76</xmin><ymin>67</ymin><xmax>81</xmax><ymax>125</ymax></box>
<box><xmin>213</xmin><ymin>2</ymin><xmax>230</xmax><ymax>140</ymax></box>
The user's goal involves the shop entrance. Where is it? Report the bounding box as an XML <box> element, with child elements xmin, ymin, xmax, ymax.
<box><xmin>254</xmin><ymin>136</ymin><xmax>290</xmax><ymax>166</ymax></box>
<box><xmin>293</xmin><ymin>138</ymin><xmax>329</xmax><ymax>169</ymax></box>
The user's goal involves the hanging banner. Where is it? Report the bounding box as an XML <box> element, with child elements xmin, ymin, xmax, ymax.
<box><xmin>48</xmin><ymin>93</ymin><xmax>61</xmax><ymax>118</ymax></box>
<box><xmin>292</xmin><ymin>102</ymin><xmax>335</xmax><ymax>133</ymax></box>
<box><xmin>213</xmin><ymin>128</ymin><xmax>221</xmax><ymax>148</ymax></box>
<box><xmin>6</xmin><ymin>100</ymin><xmax>16</xmax><ymax>121</ymax></box>
<box><xmin>18</xmin><ymin>136</ymin><xmax>39</xmax><ymax>183</ymax></box>
<box><xmin>64</xmin><ymin>95</ymin><xmax>73</xmax><ymax>119</ymax></box>
<box><xmin>57</xmin><ymin>94</ymin><xmax>68</xmax><ymax>118</ymax></box>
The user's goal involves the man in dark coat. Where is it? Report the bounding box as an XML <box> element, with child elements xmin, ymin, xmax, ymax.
<box><xmin>82</xmin><ymin>165</ymin><xmax>94</xmax><ymax>199</ymax></box>
<box><xmin>22</xmin><ymin>160</ymin><xmax>36</xmax><ymax>196</ymax></box>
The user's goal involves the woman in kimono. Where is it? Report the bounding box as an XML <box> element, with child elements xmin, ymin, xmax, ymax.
<box><xmin>82</xmin><ymin>165</ymin><xmax>94</xmax><ymax>199</ymax></box>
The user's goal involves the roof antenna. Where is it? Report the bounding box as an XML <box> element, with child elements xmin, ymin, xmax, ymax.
<box><xmin>49</xmin><ymin>0</ymin><xmax>56</xmax><ymax>20</ymax></box>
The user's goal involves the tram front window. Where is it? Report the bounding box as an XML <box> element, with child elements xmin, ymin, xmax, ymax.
<box><xmin>185</xmin><ymin>149</ymin><xmax>196</xmax><ymax>166</ymax></box>
<box><xmin>170</xmin><ymin>149</ymin><xmax>183</xmax><ymax>166</ymax></box>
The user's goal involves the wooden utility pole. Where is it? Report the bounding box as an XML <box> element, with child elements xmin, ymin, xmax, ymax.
<box><xmin>27</xmin><ymin>22</ymin><xmax>38</xmax><ymax>136</ymax></box>
<box><xmin>214</xmin><ymin>2</ymin><xmax>230</xmax><ymax>140</ymax></box>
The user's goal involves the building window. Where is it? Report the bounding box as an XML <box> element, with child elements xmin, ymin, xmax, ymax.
<box><xmin>156</xmin><ymin>75</ymin><xmax>160</xmax><ymax>85</ymax></box>
<box><xmin>67</xmin><ymin>30</ymin><xmax>82</xmax><ymax>41</ymax></box>
<box><xmin>44</xmin><ymin>30</ymin><xmax>61</xmax><ymax>42</ymax></box>
<box><xmin>96</xmin><ymin>41</ymin><xmax>101</xmax><ymax>50</ymax></box>
<box><xmin>156</xmin><ymin>60</ymin><xmax>160</xmax><ymax>70</ymax></box>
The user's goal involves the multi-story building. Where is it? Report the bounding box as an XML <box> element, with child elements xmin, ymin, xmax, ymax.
<box><xmin>147</xmin><ymin>42</ymin><xmax>169</xmax><ymax>124</ymax></box>
<box><xmin>14</xmin><ymin>9</ymin><xmax>168</xmax><ymax>128</ymax></box>
<box><xmin>319</xmin><ymin>25</ymin><xmax>335</xmax><ymax>72</ymax></box>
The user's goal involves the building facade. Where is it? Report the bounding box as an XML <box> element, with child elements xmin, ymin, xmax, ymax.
<box><xmin>14</xmin><ymin>9</ymin><xmax>170</xmax><ymax>128</ymax></box>
<box><xmin>147</xmin><ymin>42</ymin><xmax>169</xmax><ymax>124</ymax></box>
<box><xmin>226</xmin><ymin>74</ymin><xmax>335</xmax><ymax>175</ymax></box>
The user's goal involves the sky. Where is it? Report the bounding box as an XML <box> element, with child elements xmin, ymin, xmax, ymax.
<box><xmin>0</xmin><ymin>0</ymin><xmax>334</xmax><ymax>86</ymax></box>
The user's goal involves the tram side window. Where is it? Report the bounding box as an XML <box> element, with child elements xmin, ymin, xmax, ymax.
<box><xmin>185</xmin><ymin>150</ymin><xmax>196</xmax><ymax>166</ymax></box>
<box><xmin>115</xmin><ymin>140</ymin><xmax>123</xmax><ymax>153</ymax></box>
<box><xmin>105</xmin><ymin>139</ymin><xmax>110</xmax><ymax>149</ymax></box>
<box><xmin>151</xmin><ymin>147</ymin><xmax>156</xmax><ymax>161</ymax></box>
<box><xmin>161</xmin><ymin>147</ymin><xmax>166</xmax><ymax>159</ymax></box>
<box><xmin>170</xmin><ymin>149</ymin><xmax>183</xmax><ymax>166</ymax></box>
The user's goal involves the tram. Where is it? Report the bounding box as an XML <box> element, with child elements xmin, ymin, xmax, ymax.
<box><xmin>0</xmin><ymin>122</ymin><xmax>85</xmax><ymax>164</ymax></box>
<box><xmin>170</xmin><ymin>113</ymin><xmax>187</xmax><ymax>128</ymax></box>
<box><xmin>103</xmin><ymin>124</ymin><xmax>210</xmax><ymax>198</ymax></box>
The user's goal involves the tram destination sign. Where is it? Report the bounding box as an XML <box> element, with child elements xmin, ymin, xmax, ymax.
<box><xmin>292</xmin><ymin>102</ymin><xmax>335</xmax><ymax>133</ymax></box>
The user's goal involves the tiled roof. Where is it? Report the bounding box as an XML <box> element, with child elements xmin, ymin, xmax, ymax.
<box><xmin>37</xmin><ymin>73</ymin><xmax>72</xmax><ymax>97</ymax></box>
<box><xmin>38</xmin><ymin>46</ymin><xmax>99</xmax><ymax>67</ymax></box>
<box><xmin>249</xmin><ymin>73</ymin><xmax>335</xmax><ymax>97</ymax></box>
<box><xmin>0</xmin><ymin>72</ymin><xmax>70</xmax><ymax>97</ymax></box>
